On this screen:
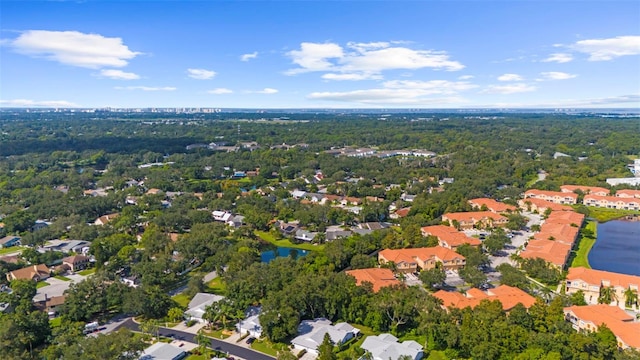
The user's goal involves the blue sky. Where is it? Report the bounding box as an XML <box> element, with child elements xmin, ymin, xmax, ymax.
<box><xmin>1</xmin><ymin>1</ymin><xmax>639</xmax><ymax>108</ymax></box>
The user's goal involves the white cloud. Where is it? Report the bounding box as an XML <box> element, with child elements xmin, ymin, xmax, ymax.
<box><xmin>0</xmin><ymin>99</ymin><xmax>79</xmax><ymax>107</ymax></box>
<box><xmin>458</xmin><ymin>75</ymin><xmax>474</xmax><ymax>80</ymax></box>
<box><xmin>187</xmin><ymin>68</ymin><xmax>216</xmax><ymax>80</ymax></box>
<box><xmin>308</xmin><ymin>89</ymin><xmax>465</xmax><ymax>105</ymax></box>
<box><xmin>286</xmin><ymin>41</ymin><xmax>464</xmax><ymax>77</ymax></box>
<box><xmin>382</xmin><ymin>80</ymin><xmax>478</xmax><ymax>94</ymax></box>
<box><xmin>321</xmin><ymin>73</ymin><xmax>382</xmax><ymax>81</ymax></box>
<box><xmin>497</xmin><ymin>73</ymin><xmax>523</xmax><ymax>82</ymax></box>
<box><xmin>307</xmin><ymin>79</ymin><xmax>475</xmax><ymax>105</ymax></box>
<box><xmin>98</xmin><ymin>69</ymin><xmax>140</xmax><ymax>80</ymax></box>
<box><xmin>208</xmin><ymin>88</ymin><xmax>233</xmax><ymax>94</ymax></box>
<box><xmin>571</xmin><ymin>35</ymin><xmax>640</xmax><ymax>61</ymax></box>
<box><xmin>115</xmin><ymin>86</ymin><xmax>176</xmax><ymax>91</ymax></box>
<box><xmin>247</xmin><ymin>88</ymin><xmax>278</xmax><ymax>94</ymax></box>
<box><xmin>240</xmin><ymin>52</ymin><xmax>258</xmax><ymax>61</ymax></box>
<box><xmin>285</xmin><ymin>42</ymin><xmax>344</xmax><ymax>74</ymax></box>
<box><xmin>483</xmin><ymin>83</ymin><xmax>536</xmax><ymax>94</ymax></box>
<box><xmin>541</xmin><ymin>53</ymin><xmax>573</xmax><ymax>63</ymax></box>
<box><xmin>9</xmin><ymin>30</ymin><xmax>140</xmax><ymax>68</ymax></box>
<box><xmin>539</xmin><ymin>71</ymin><xmax>577</xmax><ymax>80</ymax></box>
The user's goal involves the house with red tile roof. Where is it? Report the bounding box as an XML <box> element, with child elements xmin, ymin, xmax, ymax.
<box><xmin>390</xmin><ymin>207</ymin><xmax>411</xmax><ymax>219</ymax></box>
<box><xmin>468</xmin><ymin>198</ymin><xmax>516</xmax><ymax>213</ymax></box>
<box><xmin>564</xmin><ymin>305</ymin><xmax>640</xmax><ymax>349</ymax></box>
<box><xmin>434</xmin><ymin>285</ymin><xmax>536</xmax><ymax>312</ymax></box>
<box><xmin>524</xmin><ymin>189</ymin><xmax>578</xmax><ymax>204</ymax></box>
<box><xmin>615</xmin><ymin>189</ymin><xmax>640</xmax><ymax>199</ymax></box>
<box><xmin>518</xmin><ymin>198</ymin><xmax>573</xmax><ymax>213</ymax></box>
<box><xmin>519</xmin><ymin>239</ymin><xmax>572</xmax><ymax>269</ymax></box>
<box><xmin>441</xmin><ymin>211</ymin><xmax>508</xmax><ymax>230</ymax></box>
<box><xmin>420</xmin><ymin>225</ymin><xmax>481</xmax><ymax>249</ymax></box>
<box><xmin>565</xmin><ymin>267</ymin><xmax>640</xmax><ymax>308</ymax></box>
<box><xmin>583</xmin><ymin>194</ymin><xmax>640</xmax><ymax>211</ymax></box>
<box><xmin>560</xmin><ymin>185</ymin><xmax>610</xmax><ymax>196</ymax></box>
<box><xmin>378</xmin><ymin>246</ymin><xmax>466</xmax><ymax>273</ymax></box>
<box><xmin>346</xmin><ymin>268</ymin><xmax>401</xmax><ymax>292</ymax></box>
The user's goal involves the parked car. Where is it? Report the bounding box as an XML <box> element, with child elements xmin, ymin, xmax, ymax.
<box><xmin>245</xmin><ymin>336</ymin><xmax>256</xmax><ymax>344</ymax></box>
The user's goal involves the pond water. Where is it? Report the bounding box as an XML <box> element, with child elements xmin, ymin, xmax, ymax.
<box><xmin>588</xmin><ymin>220</ymin><xmax>640</xmax><ymax>276</ymax></box>
<box><xmin>260</xmin><ymin>247</ymin><xmax>309</xmax><ymax>263</ymax></box>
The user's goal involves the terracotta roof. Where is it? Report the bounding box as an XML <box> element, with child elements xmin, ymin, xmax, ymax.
<box><xmin>534</xmin><ymin>223</ymin><xmax>580</xmax><ymax>245</ymax></box>
<box><xmin>95</xmin><ymin>213</ymin><xmax>119</xmax><ymax>225</ymax></box>
<box><xmin>564</xmin><ymin>305</ymin><xmax>640</xmax><ymax>348</ymax></box>
<box><xmin>421</xmin><ymin>225</ymin><xmax>482</xmax><ymax>247</ymax></box>
<box><xmin>8</xmin><ymin>264</ymin><xmax>49</xmax><ymax>281</ymax></box>
<box><xmin>560</xmin><ymin>185</ymin><xmax>610</xmax><ymax>195</ymax></box>
<box><xmin>525</xmin><ymin>189</ymin><xmax>578</xmax><ymax>200</ymax></box>
<box><xmin>616</xmin><ymin>189</ymin><xmax>640</xmax><ymax>199</ymax></box>
<box><xmin>379</xmin><ymin>246</ymin><xmax>465</xmax><ymax>264</ymax></box>
<box><xmin>346</xmin><ymin>268</ymin><xmax>401</xmax><ymax>292</ymax></box>
<box><xmin>434</xmin><ymin>285</ymin><xmax>536</xmax><ymax>311</ymax></box>
<box><xmin>442</xmin><ymin>211</ymin><xmax>507</xmax><ymax>222</ymax></box>
<box><xmin>519</xmin><ymin>198</ymin><xmax>573</xmax><ymax>211</ymax></box>
<box><xmin>584</xmin><ymin>194</ymin><xmax>640</xmax><ymax>206</ymax></box>
<box><xmin>520</xmin><ymin>239</ymin><xmax>571</xmax><ymax>267</ymax></box>
<box><xmin>394</xmin><ymin>208</ymin><xmax>411</xmax><ymax>218</ymax></box>
<box><xmin>468</xmin><ymin>198</ymin><xmax>516</xmax><ymax>213</ymax></box>
<box><xmin>566</xmin><ymin>267</ymin><xmax>640</xmax><ymax>290</ymax></box>
<box><xmin>545</xmin><ymin>211</ymin><xmax>585</xmax><ymax>226</ymax></box>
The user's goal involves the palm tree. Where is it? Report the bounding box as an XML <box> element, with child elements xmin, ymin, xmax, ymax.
<box><xmin>598</xmin><ymin>285</ymin><xmax>616</xmax><ymax>305</ymax></box>
<box><xmin>624</xmin><ymin>288</ymin><xmax>638</xmax><ymax>308</ymax></box>
<box><xmin>195</xmin><ymin>330</ymin><xmax>209</xmax><ymax>357</ymax></box>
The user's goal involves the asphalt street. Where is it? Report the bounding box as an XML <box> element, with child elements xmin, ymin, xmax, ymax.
<box><xmin>117</xmin><ymin>318</ymin><xmax>275</xmax><ymax>360</ymax></box>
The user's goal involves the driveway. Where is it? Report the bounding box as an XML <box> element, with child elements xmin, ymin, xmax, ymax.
<box><xmin>33</xmin><ymin>277</ymin><xmax>72</xmax><ymax>302</ymax></box>
<box><xmin>117</xmin><ymin>318</ymin><xmax>274</xmax><ymax>360</ymax></box>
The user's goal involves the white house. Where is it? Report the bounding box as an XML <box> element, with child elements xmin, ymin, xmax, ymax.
<box><xmin>140</xmin><ymin>342</ymin><xmax>186</xmax><ymax>360</ymax></box>
<box><xmin>291</xmin><ymin>318</ymin><xmax>359</xmax><ymax>355</ymax></box>
<box><xmin>360</xmin><ymin>333</ymin><xmax>424</xmax><ymax>360</ymax></box>
<box><xmin>184</xmin><ymin>293</ymin><xmax>224</xmax><ymax>323</ymax></box>
<box><xmin>236</xmin><ymin>306</ymin><xmax>262</xmax><ymax>337</ymax></box>
<box><xmin>212</xmin><ymin>211</ymin><xmax>233</xmax><ymax>222</ymax></box>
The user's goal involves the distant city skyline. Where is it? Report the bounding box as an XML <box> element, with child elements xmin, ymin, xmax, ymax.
<box><xmin>1</xmin><ymin>1</ymin><xmax>639</xmax><ymax>109</ymax></box>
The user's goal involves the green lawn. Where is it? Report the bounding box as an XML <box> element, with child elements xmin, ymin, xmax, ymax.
<box><xmin>250</xmin><ymin>338</ymin><xmax>289</xmax><ymax>356</ymax></box>
<box><xmin>570</xmin><ymin>221</ymin><xmax>597</xmax><ymax>269</ymax></box>
<box><xmin>78</xmin><ymin>268</ymin><xmax>96</xmax><ymax>276</ymax></box>
<box><xmin>172</xmin><ymin>293</ymin><xmax>192</xmax><ymax>308</ymax></box>
<box><xmin>427</xmin><ymin>350</ymin><xmax>450</xmax><ymax>360</ymax></box>
<box><xmin>49</xmin><ymin>317</ymin><xmax>62</xmax><ymax>328</ymax></box>
<box><xmin>576</xmin><ymin>206</ymin><xmax>640</xmax><ymax>222</ymax></box>
<box><xmin>201</xmin><ymin>328</ymin><xmax>232</xmax><ymax>339</ymax></box>
<box><xmin>205</xmin><ymin>277</ymin><xmax>227</xmax><ymax>295</ymax></box>
<box><xmin>54</xmin><ymin>275</ymin><xmax>71</xmax><ymax>281</ymax></box>
<box><xmin>184</xmin><ymin>355</ymin><xmax>207</xmax><ymax>360</ymax></box>
<box><xmin>0</xmin><ymin>246</ymin><xmax>25</xmax><ymax>255</ymax></box>
<box><xmin>255</xmin><ymin>230</ymin><xmax>325</xmax><ymax>251</ymax></box>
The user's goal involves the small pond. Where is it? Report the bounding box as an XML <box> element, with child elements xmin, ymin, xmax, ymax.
<box><xmin>588</xmin><ymin>220</ymin><xmax>640</xmax><ymax>276</ymax></box>
<box><xmin>260</xmin><ymin>247</ymin><xmax>309</xmax><ymax>263</ymax></box>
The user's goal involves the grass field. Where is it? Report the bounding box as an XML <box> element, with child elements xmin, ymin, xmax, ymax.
<box><xmin>172</xmin><ymin>293</ymin><xmax>192</xmax><ymax>308</ymax></box>
<box><xmin>255</xmin><ymin>230</ymin><xmax>325</xmax><ymax>251</ymax></box>
<box><xmin>577</xmin><ymin>206</ymin><xmax>640</xmax><ymax>222</ymax></box>
<box><xmin>36</xmin><ymin>281</ymin><xmax>50</xmax><ymax>288</ymax></box>
<box><xmin>78</xmin><ymin>268</ymin><xmax>96</xmax><ymax>276</ymax></box>
<box><xmin>205</xmin><ymin>277</ymin><xmax>227</xmax><ymax>295</ymax></box>
<box><xmin>54</xmin><ymin>275</ymin><xmax>71</xmax><ymax>281</ymax></box>
<box><xmin>427</xmin><ymin>350</ymin><xmax>450</xmax><ymax>360</ymax></box>
<box><xmin>250</xmin><ymin>338</ymin><xmax>289</xmax><ymax>356</ymax></box>
<box><xmin>570</xmin><ymin>221</ymin><xmax>597</xmax><ymax>268</ymax></box>
<box><xmin>49</xmin><ymin>317</ymin><xmax>62</xmax><ymax>327</ymax></box>
<box><xmin>0</xmin><ymin>246</ymin><xmax>25</xmax><ymax>255</ymax></box>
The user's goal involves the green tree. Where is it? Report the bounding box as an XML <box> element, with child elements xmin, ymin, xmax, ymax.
<box><xmin>624</xmin><ymin>288</ymin><xmax>638</xmax><ymax>308</ymax></box>
<box><xmin>419</xmin><ymin>267</ymin><xmax>446</xmax><ymax>290</ymax></box>
<box><xmin>168</xmin><ymin>307</ymin><xmax>185</xmax><ymax>323</ymax></box>
<box><xmin>317</xmin><ymin>333</ymin><xmax>337</xmax><ymax>360</ymax></box>
<box><xmin>598</xmin><ymin>285</ymin><xmax>616</xmax><ymax>305</ymax></box>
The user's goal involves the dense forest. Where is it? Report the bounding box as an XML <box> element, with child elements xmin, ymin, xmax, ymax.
<box><xmin>0</xmin><ymin>111</ymin><xmax>639</xmax><ymax>359</ymax></box>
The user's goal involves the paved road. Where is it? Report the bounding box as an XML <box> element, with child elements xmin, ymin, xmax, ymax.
<box><xmin>117</xmin><ymin>318</ymin><xmax>275</xmax><ymax>360</ymax></box>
